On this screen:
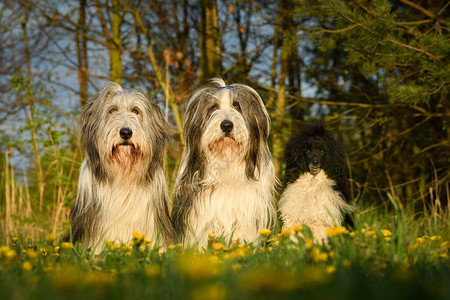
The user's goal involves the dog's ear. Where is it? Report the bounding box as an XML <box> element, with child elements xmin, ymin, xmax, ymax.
<box><xmin>146</xmin><ymin>101</ymin><xmax>170</xmax><ymax>181</ymax></box>
<box><xmin>233</xmin><ymin>85</ymin><xmax>271</xmax><ymax>181</ymax></box>
<box><xmin>283</xmin><ymin>134</ymin><xmax>303</xmax><ymax>186</ymax></box>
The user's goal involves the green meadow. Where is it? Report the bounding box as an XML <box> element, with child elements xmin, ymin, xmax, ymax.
<box><xmin>1</xmin><ymin>204</ymin><xmax>449</xmax><ymax>300</ymax></box>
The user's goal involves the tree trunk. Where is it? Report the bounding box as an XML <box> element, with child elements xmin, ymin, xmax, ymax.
<box><xmin>110</xmin><ymin>0</ymin><xmax>122</xmax><ymax>84</ymax></box>
<box><xmin>76</xmin><ymin>0</ymin><xmax>88</xmax><ymax>107</ymax></box>
<box><xmin>199</xmin><ymin>0</ymin><xmax>221</xmax><ymax>81</ymax></box>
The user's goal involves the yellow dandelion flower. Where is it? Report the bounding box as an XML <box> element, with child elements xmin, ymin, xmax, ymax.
<box><xmin>104</xmin><ymin>241</ymin><xmax>116</xmax><ymax>250</ymax></box>
<box><xmin>0</xmin><ymin>245</ymin><xmax>10</xmax><ymax>255</ymax></box>
<box><xmin>5</xmin><ymin>250</ymin><xmax>17</xmax><ymax>260</ymax></box>
<box><xmin>278</xmin><ymin>228</ymin><xmax>292</xmax><ymax>239</ymax></box>
<box><xmin>23</xmin><ymin>261</ymin><xmax>33</xmax><ymax>272</ymax></box>
<box><xmin>290</xmin><ymin>225</ymin><xmax>303</xmax><ymax>232</ymax></box>
<box><xmin>45</xmin><ymin>235</ymin><xmax>56</xmax><ymax>244</ymax></box>
<box><xmin>258</xmin><ymin>229</ymin><xmax>272</xmax><ymax>237</ymax></box>
<box><xmin>177</xmin><ymin>243</ymin><xmax>183</xmax><ymax>248</ymax></box>
<box><xmin>132</xmin><ymin>231</ymin><xmax>144</xmax><ymax>242</ymax></box>
<box><xmin>439</xmin><ymin>253</ymin><xmax>448</xmax><ymax>259</ymax></box>
<box><xmin>312</xmin><ymin>248</ymin><xmax>328</xmax><ymax>262</ymax></box>
<box><xmin>268</xmin><ymin>246</ymin><xmax>273</xmax><ymax>252</ymax></box>
<box><xmin>144</xmin><ymin>238</ymin><xmax>151</xmax><ymax>244</ymax></box>
<box><xmin>440</xmin><ymin>241</ymin><xmax>449</xmax><ymax>249</ymax></box>
<box><xmin>365</xmin><ymin>230</ymin><xmax>375</xmax><ymax>237</ymax></box>
<box><xmin>227</xmin><ymin>246</ymin><xmax>251</xmax><ymax>259</ymax></box>
<box><xmin>168</xmin><ymin>244</ymin><xmax>177</xmax><ymax>250</ymax></box>
<box><xmin>26</xmin><ymin>249</ymin><xmax>38</xmax><ymax>259</ymax></box>
<box><xmin>305</xmin><ymin>239</ymin><xmax>313</xmax><ymax>250</ymax></box>
<box><xmin>40</xmin><ymin>248</ymin><xmax>48</xmax><ymax>257</ymax></box>
<box><xmin>266</xmin><ymin>238</ymin><xmax>279</xmax><ymax>247</ymax></box>
<box><xmin>212</xmin><ymin>242</ymin><xmax>225</xmax><ymax>251</ymax></box>
<box><xmin>12</xmin><ymin>237</ymin><xmax>19</xmax><ymax>243</ymax></box>
<box><xmin>61</xmin><ymin>242</ymin><xmax>73</xmax><ymax>250</ymax></box>
<box><xmin>208</xmin><ymin>233</ymin><xmax>216</xmax><ymax>239</ymax></box>
<box><xmin>384</xmin><ymin>237</ymin><xmax>391</xmax><ymax>242</ymax></box>
<box><xmin>326</xmin><ymin>226</ymin><xmax>349</xmax><ymax>237</ymax></box>
<box><xmin>326</xmin><ymin>265</ymin><xmax>336</xmax><ymax>274</ymax></box>
<box><xmin>121</xmin><ymin>244</ymin><xmax>132</xmax><ymax>251</ymax></box>
<box><xmin>178</xmin><ymin>255</ymin><xmax>222</xmax><ymax>281</ymax></box>
<box><xmin>381</xmin><ymin>229</ymin><xmax>392</xmax><ymax>237</ymax></box>
<box><xmin>349</xmin><ymin>231</ymin><xmax>356</xmax><ymax>238</ymax></box>
<box><xmin>430</xmin><ymin>236</ymin><xmax>441</xmax><ymax>241</ymax></box>
<box><xmin>416</xmin><ymin>237</ymin><xmax>426</xmax><ymax>245</ymax></box>
<box><xmin>144</xmin><ymin>264</ymin><xmax>161</xmax><ymax>278</ymax></box>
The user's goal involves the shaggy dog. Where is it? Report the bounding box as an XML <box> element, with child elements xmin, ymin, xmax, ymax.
<box><xmin>171</xmin><ymin>78</ymin><xmax>276</xmax><ymax>248</ymax></box>
<box><xmin>279</xmin><ymin>123</ymin><xmax>353</xmax><ymax>242</ymax></box>
<box><xmin>68</xmin><ymin>82</ymin><xmax>174</xmax><ymax>252</ymax></box>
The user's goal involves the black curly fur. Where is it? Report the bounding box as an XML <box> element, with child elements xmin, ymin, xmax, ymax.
<box><xmin>283</xmin><ymin>122</ymin><xmax>354</xmax><ymax>227</ymax></box>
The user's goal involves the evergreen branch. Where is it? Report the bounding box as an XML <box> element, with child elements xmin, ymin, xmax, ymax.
<box><xmin>343</xmin><ymin>16</ymin><xmax>444</xmax><ymax>63</ymax></box>
<box><xmin>317</xmin><ymin>25</ymin><xmax>357</xmax><ymax>33</ymax></box>
<box><xmin>423</xmin><ymin>81</ymin><xmax>448</xmax><ymax>96</ymax></box>
<box><xmin>387</xmin><ymin>39</ymin><xmax>442</xmax><ymax>63</ymax></box>
<box><xmin>261</xmin><ymin>86</ymin><xmax>430</xmax><ymax>115</ymax></box>
<box><xmin>399</xmin><ymin>0</ymin><xmax>448</xmax><ymax>27</ymax></box>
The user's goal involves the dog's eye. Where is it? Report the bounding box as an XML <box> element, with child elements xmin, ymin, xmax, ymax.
<box><xmin>233</xmin><ymin>101</ymin><xmax>241</xmax><ymax>111</ymax></box>
<box><xmin>132</xmin><ymin>108</ymin><xmax>139</xmax><ymax>115</ymax></box>
<box><xmin>210</xmin><ymin>105</ymin><xmax>219</xmax><ymax>112</ymax></box>
<box><xmin>109</xmin><ymin>108</ymin><xmax>117</xmax><ymax>114</ymax></box>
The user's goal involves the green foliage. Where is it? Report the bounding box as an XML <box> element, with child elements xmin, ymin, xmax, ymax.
<box><xmin>3</xmin><ymin>72</ymin><xmax>80</xmax><ymax>234</ymax></box>
<box><xmin>319</xmin><ymin>0</ymin><xmax>449</xmax><ymax>104</ymax></box>
<box><xmin>296</xmin><ymin>0</ymin><xmax>449</xmax><ymax>204</ymax></box>
<box><xmin>0</xmin><ymin>207</ymin><xmax>449</xmax><ymax>299</ymax></box>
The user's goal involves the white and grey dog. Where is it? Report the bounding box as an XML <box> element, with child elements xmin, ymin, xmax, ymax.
<box><xmin>69</xmin><ymin>82</ymin><xmax>174</xmax><ymax>251</ymax></box>
<box><xmin>171</xmin><ymin>78</ymin><xmax>276</xmax><ymax>248</ymax></box>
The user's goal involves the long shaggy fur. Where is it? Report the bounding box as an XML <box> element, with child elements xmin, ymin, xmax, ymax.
<box><xmin>279</xmin><ymin>123</ymin><xmax>353</xmax><ymax>242</ymax></box>
<box><xmin>172</xmin><ymin>78</ymin><xmax>276</xmax><ymax>248</ymax></box>
<box><xmin>69</xmin><ymin>82</ymin><xmax>174</xmax><ymax>251</ymax></box>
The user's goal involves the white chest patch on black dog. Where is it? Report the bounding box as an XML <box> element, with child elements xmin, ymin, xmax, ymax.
<box><xmin>279</xmin><ymin>170</ymin><xmax>348</xmax><ymax>242</ymax></box>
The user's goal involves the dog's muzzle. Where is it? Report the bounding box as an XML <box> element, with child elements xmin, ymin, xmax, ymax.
<box><xmin>120</xmin><ymin>127</ymin><xmax>133</xmax><ymax>140</ymax></box>
<box><xmin>309</xmin><ymin>157</ymin><xmax>321</xmax><ymax>174</ymax></box>
<box><xmin>220</xmin><ymin>120</ymin><xmax>233</xmax><ymax>134</ymax></box>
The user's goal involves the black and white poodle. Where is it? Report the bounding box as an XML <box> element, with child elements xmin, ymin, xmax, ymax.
<box><xmin>279</xmin><ymin>122</ymin><xmax>353</xmax><ymax>241</ymax></box>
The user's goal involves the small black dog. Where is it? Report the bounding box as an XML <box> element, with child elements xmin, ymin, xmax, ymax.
<box><xmin>279</xmin><ymin>123</ymin><xmax>353</xmax><ymax>241</ymax></box>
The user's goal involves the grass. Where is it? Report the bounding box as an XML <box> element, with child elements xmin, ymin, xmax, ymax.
<box><xmin>0</xmin><ymin>205</ymin><xmax>449</xmax><ymax>300</ymax></box>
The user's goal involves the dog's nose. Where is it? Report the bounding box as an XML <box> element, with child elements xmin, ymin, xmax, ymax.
<box><xmin>120</xmin><ymin>127</ymin><xmax>133</xmax><ymax>140</ymax></box>
<box><xmin>220</xmin><ymin>120</ymin><xmax>233</xmax><ymax>133</ymax></box>
<box><xmin>311</xmin><ymin>157</ymin><xmax>320</xmax><ymax>166</ymax></box>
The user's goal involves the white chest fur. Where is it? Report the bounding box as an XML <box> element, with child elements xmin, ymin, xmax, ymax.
<box><xmin>95</xmin><ymin>184</ymin><xmax>157</xmax><ymax>245</ymax></box>
<box><xmin>279</xmin><ymin>170</ymin><xmax>347</xmax><ymax>241</ymax></box>
<box><xmin>185</xmin><ymin>175</ymin><xmax>275</xmax><ymax>248</ymax></box>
